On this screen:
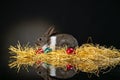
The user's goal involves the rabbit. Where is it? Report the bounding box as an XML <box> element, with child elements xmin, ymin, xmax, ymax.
<box><xmin>35</xmin><ymin>26</ymin><xmax>78</xmax><ymax>80</ymax></box>
<box><xmin>36</xmin><ymin>27</ymin><xmax>78</xmax><ymax>50</ymax></box>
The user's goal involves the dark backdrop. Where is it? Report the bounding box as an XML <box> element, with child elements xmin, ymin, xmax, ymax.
<box><xmin>0</xmin><ymin>0</ymin><xmax>120</xmax><ymax>80</ymax></box>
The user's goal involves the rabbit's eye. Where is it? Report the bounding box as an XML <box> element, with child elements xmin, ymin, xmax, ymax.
<box><xmin>38</xmin><ymin>71</ymin><xmax>41</xmax><ymax>74</ymax></box>
<box><xmin>39</xmin><ymin>38</ymin><xmax>42</xmax><ymax>41</ymax></box>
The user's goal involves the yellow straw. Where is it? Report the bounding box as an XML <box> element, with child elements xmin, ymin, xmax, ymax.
<box><xmin>9</xmin><ymin>43</ymin><xmax>120</xmax><ymax>74</ymax></box>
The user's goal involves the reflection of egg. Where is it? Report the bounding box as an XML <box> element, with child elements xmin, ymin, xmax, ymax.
<box><xmin>66</xmin><ymin>64</ymin><xmax>74</xmax><ymax>70</ymax></box>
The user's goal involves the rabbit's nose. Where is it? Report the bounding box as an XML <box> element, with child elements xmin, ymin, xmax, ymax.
<box><xmin>35</xmin><ymin>41</ymin><xmax>41</xmax><ymax>46</ymax></box>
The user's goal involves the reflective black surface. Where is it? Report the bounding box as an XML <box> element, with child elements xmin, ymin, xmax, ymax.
<box><xmin>1</xmin><ymin>0</ymin><xmax>120</xmax><ymax>80</ymax></box>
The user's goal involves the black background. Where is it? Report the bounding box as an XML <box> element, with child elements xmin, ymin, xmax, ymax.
<box><xmin>1</xmin><ymin>0</ymin><xmax>120</xmax><ymax>80</ymax></box>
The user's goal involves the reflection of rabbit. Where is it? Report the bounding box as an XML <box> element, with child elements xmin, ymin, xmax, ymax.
<box><xmin>34</xmin><ymin>64</ymin><xmax>56</xmax><ymax>80</ymax></box>
<box><xmin>35</xmin><ymin>27</ymin><xmax>78</xmax><ymax>80</ymax></box>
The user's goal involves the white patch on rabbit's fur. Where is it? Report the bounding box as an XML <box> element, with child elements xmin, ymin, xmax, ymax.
<box><xmin>41</xmin><ymin>63</ymin><xmax>48</xmax><ymax>69</ymax></box>
<box><xmin>49</xmin><ymin>65</ymin><xmax>56</xmax><ymax>76</ymax></box>
<box><xmin>49</xmin><ymin>36</ymin><xmax>56</xmax><ymax>50</ymax></box>
<box><xmin>49</xmin><ymin>36</ymin><xmax>56</xmax><ymax>76</ymax></box>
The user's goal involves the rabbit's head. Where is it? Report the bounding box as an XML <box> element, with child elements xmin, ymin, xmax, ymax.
<box><xmin>36</xmin><ymin>27</ymin><xmax>56</xmax><ymax>48</ymax></box>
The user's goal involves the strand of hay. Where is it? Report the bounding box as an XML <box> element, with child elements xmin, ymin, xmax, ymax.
<box><xmin>9</xmin><ymin>43</ymin><xmax>120</xmax><ymax>74</ymax></box>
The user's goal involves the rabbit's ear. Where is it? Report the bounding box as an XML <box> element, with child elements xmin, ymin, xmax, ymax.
<box><xmin>44</xmin><ymin>27</ymin><xmax>56</xmax><ymax>36</ymax></box>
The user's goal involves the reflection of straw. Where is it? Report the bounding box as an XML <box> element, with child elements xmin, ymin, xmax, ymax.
<box><xmin>9</xmin><ymin>43</ymin><xmax>120</xmax><ymax>75</ymax></box>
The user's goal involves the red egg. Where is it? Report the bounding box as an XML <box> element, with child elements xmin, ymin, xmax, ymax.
<box><xmin>66</xmin><ymin>64</ymin><xmax>73</xmax><ymax>70</ymax></box>
<box><xmin>36</xmin><ymin>48</ymin><xmax>44</xmax><ymax>54</ymax></box>
<box><xmin>66</xmin><ymin>48</ymin><xmax>75</xmax><ymax>54</ymax></box>
<box><xmin>36</xmin><ymin>60</ymin><xmax>42</xmax><ymax>64</ymax></box>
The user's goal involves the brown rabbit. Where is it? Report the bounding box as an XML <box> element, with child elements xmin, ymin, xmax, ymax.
<box><xmin>35</xmin><ymin>27</ymin><xmax>78</xmax><ymax>80</ymax></box>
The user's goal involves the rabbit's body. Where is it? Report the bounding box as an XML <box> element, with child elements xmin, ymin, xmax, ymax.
<box><xmin>35</xmin><ymin>27</ymin><xmax>78</xmax><ymax>80</ymax></box>
<box><xmin>52</xmin><ymin>34</ymin><xmax>78</xmax><ymax>49</ymax></box>
<box><xmin>41</xmin><ymin>34</ymin><xmax>78</xmax><ymax>50</ymax></box>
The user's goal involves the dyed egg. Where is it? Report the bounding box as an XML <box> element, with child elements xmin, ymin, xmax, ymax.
<box><xmin>66</xmin><ymin>48</ymin><xmax>75</xmax><ymax>54</ymax></box>
<box><xmin>36</xmin><ymin>48</ymin><xmax>44</xmax><ymax>54</ymax></box>
<box><xmin>44</xmin><ymin>47</ymin><xmax>52</xmax><ymax>53</ymax></box>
